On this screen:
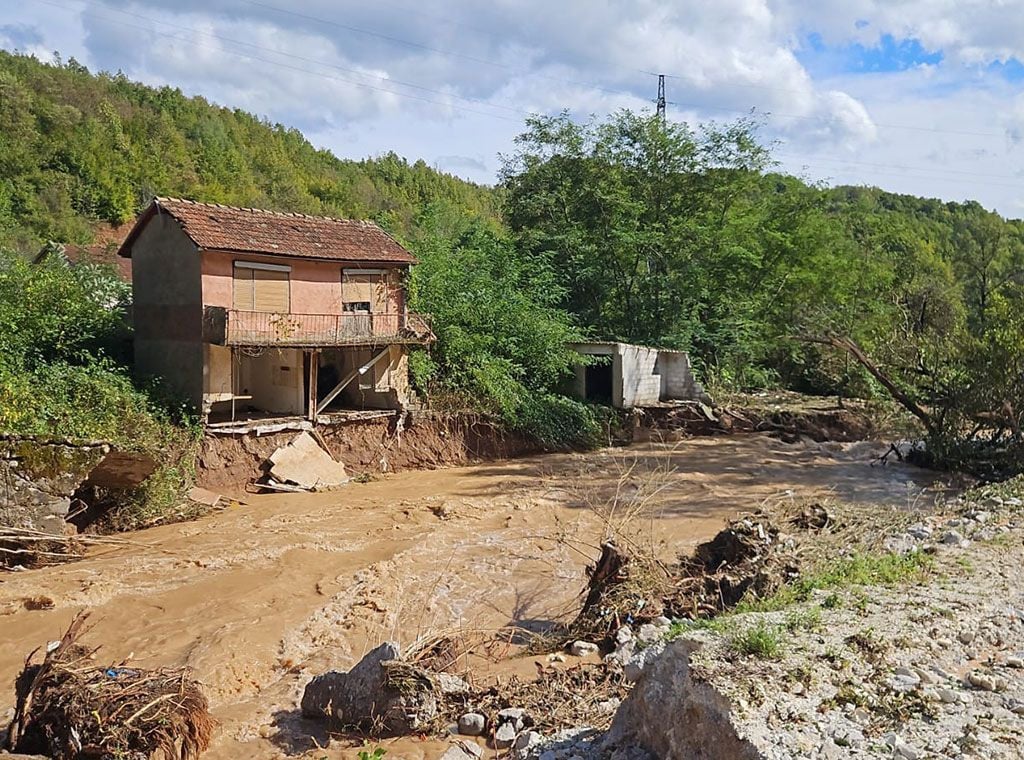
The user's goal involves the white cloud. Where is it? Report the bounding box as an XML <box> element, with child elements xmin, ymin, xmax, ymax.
<box><xmin>1</xmin><ymin>0</ymin><xmax>1022</xmax><ymax>214</ymax></box>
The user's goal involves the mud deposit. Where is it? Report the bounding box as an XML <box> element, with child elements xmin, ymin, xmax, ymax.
<box><xmin>0</xmin><ymin>435</ymin><xmax>943</xmax><ymax>759</ymax></box>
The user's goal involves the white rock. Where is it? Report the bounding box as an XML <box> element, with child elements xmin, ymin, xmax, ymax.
<box><xmin>907</xmin><ymin>523</ymin><xmax>932</xmax><ymax>539</ymax></box>
<box><xmin>494</xmin><ymin>722</ymin><xmax>517</xmax><ymax>749</ymax></box>
<box><xmin>967</xmin><ymin>671</ymin><xmax>996</xmax><ymax>691</ymax></box>
<box><xmin>458</xmin><ymin>712</ymin><xmax>486</xmax><ymax>736</ymax></box>
<box><xmin>514</xmin><ymin>730</ymin><xmax>543</xmax><ymax>752</ymax></box>
<box><xmin>569</xmin><ymin>641</ymin><xmax>599</xmax><ymax>657</ymax></box>
<box><xmin>440</xmin><ymin>741</ymin><xmax>484</xmax><ymax>760</ymax></box>
<box><xmin>912</xmin><ymin>667</ymin><xmax>934</xmax><ymax>684</ymax></box>
<box><xmin>941</xmin><ymin>530</ymin><xmax>969</xmax><ymax>547</ymax></box>
<box><xmin>497</xmin><ymin>707</ymin><xmax>527</xmax><ymax>730</ymax></box>
<box><xmin>638</xmin><ymin>623</ymin><xmax>663</xmax><ymax>643</ymax></box>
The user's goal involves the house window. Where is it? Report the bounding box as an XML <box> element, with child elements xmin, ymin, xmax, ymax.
<box><xmin>343</xmin><ymin>301</ymin><xmax>372</xmax><ymax>313</ymax></box>
<box><xmin>342</xmin><ymin>269</ymin><xmax>387</xmax><ymax>314</ymax></box>
<box><xmin>233</xmin><ymin>262</ymin><xmax>290</xmax><ymax>313</ymax></box>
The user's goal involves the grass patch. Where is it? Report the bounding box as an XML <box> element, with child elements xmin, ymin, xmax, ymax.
<box><xmin>785</xmin><ymin>605</ymin><xmax>822</xmax><ymax>632</ymax></box>
<box><xmin>735</xmin><ymin>550</ymin><xmax>933</xmax><ymax>613</ymax></box>
<box><xmin>666</xmin><ymin>616</ymin><xmax>733</xmax><ymax>639</ymax></box>
<box><xmin>729</xmin><ymin>621</ymin><xmax>784</xmax><ymax>659</ymax></box>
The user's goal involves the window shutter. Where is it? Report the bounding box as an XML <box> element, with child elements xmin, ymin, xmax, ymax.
<box><xmin>253</xmin><ymin>269</ymin><xmax>290</xmax><ymax>313</ymax></box>
<box><xmin>233</xmin><ymin>268</ymin><xmax>255</xmax><ymax>310</ymax></box>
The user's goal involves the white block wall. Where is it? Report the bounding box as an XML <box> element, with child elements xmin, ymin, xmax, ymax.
<box><xmin>617</xmin><ymin>344</ymin><xmax>662</xmax><ymax>408</ymax></box>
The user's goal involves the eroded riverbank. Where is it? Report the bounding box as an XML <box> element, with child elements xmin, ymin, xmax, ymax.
<box><xmin>0</xmin><ymin>435</ymin><xmax>943</xmax><ymax>758</ymax></box>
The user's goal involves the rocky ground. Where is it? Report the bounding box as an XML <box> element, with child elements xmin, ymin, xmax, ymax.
<box><xmin>504</xmin><ymin>480</ymin><xmax>1024</xmax><ymax>760</ymax></box>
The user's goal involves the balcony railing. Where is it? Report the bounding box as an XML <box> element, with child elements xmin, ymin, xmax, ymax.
<box><xmin>203</xmin><ymin>307</ymin><xmax>434</xmax><ymax>347</ymax></box>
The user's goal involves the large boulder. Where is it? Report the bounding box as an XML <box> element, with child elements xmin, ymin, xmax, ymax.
<box><xmin>601</xmin><ymin>639</ymin><xmax>764</xmax><ymax>760</ymax></box>
<box><xmin>301</xmin><ymin>642</ymin><xmax>467</xmax><ymax>735</ymax></box>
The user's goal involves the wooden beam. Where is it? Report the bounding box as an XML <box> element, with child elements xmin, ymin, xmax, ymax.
<box><xmin>307</xmin><ymin>350</ymin><xmax>319</xmax><ymax>421</ymax></box>
<box><xmin>315</xmin><ymin>346</ymin><xmax>392</xmax><ymax>415</ymax></box>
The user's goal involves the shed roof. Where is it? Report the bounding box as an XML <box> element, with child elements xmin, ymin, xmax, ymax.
<box><xmin>118</xmin><ymin>198</ymin><xmax>416</xmax><ymax>264</ymax></box>
<box><xmin>35</xmin><ymin>243</ymin><xmax>133</xmax><ymax>283</ymax></box>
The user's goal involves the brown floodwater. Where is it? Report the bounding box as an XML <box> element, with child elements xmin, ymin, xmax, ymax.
<box><xmin>0</xmin><ymin>435</ymin><xmax>943</xmax><ymax>759</ymax></box>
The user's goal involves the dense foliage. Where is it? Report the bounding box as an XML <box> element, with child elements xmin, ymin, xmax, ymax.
<box><xmin>408</xmin><ymin>207</ymin><xmax>599</xmax><ymax>446</ymax></box>
<box><xmin>0</xmin><ymin>51</ymin><xmax>584</xmax><ymax>452</ymax></box>
<box><xmin>4</xmin><ymin>50</ymin><xmax>1024</xmax><ymax>475</ymax></box>
<box><xmin>501</xmin><ymin>111</ymin><xmax>1024</xmax><ymax>474</ymax></box>
<box><xmin>0</xmin><ymin>50</ymin><xmax>499</xmax><ymax>250</ymax></box>
<box><xmin>0</xmin><ymin>251</ymin><xmax>199</xmax><ymax>525</ymax></box>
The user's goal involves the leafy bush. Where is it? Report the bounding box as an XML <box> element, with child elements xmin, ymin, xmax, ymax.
<box><xmin>510</xmin><ymin>393</ymin><xmax>601</xmax><ymax>448</ymax></box>
<box><xmin>0</xmin><ymin>250</ymin><xmax>198</xmax><ymax>528</ymax></box>
<box><xmin>409</xmin><ymin>209</ymin><xmax>597</xmax><ymax>447</ymax></box>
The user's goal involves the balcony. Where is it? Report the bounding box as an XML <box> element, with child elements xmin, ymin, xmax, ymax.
<box><xmin>203</xmin><ymin>306</ymin><xmax>434</xmax><ymax>347</ymax></box>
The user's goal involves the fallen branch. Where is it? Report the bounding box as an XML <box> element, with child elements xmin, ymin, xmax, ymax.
<box><xmin>797</xmin><ymin>334</ymin><xmax>935</xmax><ymax>435</ymax></box>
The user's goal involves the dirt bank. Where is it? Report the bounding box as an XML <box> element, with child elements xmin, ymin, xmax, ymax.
<box><xmin>0</xmin><ymin>435</ymin><xmax>942</xmax><ymax>758</ymax></box>
<box><xmin>197</xmin><ymin>412</ymin><xmax>537</xmax><ymax>490</ymax></box>
<box><xmin>197</xmin><ymin>395</ymin><xmax>878</xmax><ymax>492</ymax></box>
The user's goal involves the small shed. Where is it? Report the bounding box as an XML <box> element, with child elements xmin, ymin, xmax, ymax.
<box><xmin>568</xmin><ymin>341</ymin><xmax>709</xmax><ymax>409</ymax></box>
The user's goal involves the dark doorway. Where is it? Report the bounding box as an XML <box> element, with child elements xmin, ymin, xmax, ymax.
<box><xmin>585</xmin><ymin>361</ymin><xmax>613</xmax><ymax>403</ymax></box>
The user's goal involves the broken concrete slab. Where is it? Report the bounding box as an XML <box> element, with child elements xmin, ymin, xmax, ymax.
<box><xmin>267</xmin><ymin>431</ymin><xmax>348</xmax><ymax>491</ymax></box>
<box><xmin>187</xmin><ymin>486</ymin><xmax>224</xmax><ymax>508</ymax></box>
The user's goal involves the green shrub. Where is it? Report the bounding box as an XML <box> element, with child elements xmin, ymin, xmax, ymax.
<box><xmin>0</xmin><ymin>250</ymin><xmax>200</xmax><ymax>528</ymax></box>
<box><xmin>409</xmin><ymin>209</ymin><xmax>596</xmax><ymax>447</ymax></box>
<box><xmin>730</xmin><ymin>621</ymin><xmax>784</xmax><ymax>659</ymax></box>
<box><xmin>510</xmin><ymin>393</ymin><xmax>601</xmax><ymax>448</ymax></box>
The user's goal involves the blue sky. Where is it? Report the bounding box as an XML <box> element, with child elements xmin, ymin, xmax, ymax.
<box><xmin>2</xmin><ymin>0</ymin><xmax>1024</xmax><ymax>216</ymax></box>
<box><xmin>799</xmin><ymin>33</ymin><xmax>944</xmax><ymax>76</ymax></box>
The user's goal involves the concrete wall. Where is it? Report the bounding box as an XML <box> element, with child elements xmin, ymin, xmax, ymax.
<box><xmin>203</xmin><ymin>344</ymin><xmax>233</xmax><ymax>403</ymax></box>
<box><xmin>201</xmin><ymin>251</ymin><xmax>406</xmax><ymax>314</ymax></box>
<box><xmin>568</xmin><ymin>342</ymin><xmax>707</xmax><ymax>409</ymax></box>
<box><xmin>618</xmin><ymin>344</ymin><xmax>662</xmax><ymax>408</ymax></box>
<box><xmin>130</xmin><ymin>212</ymin><xmax>204</xmax><ymax>407</ymax></box>
<box><xmin>1</xmin><ymin>437</ymin><xmax>109</xmax><ymax>534</ymax></box>
<box><xmin>237</xmin><ymin>348</ymin><xmax>306</xmax><ymax>415</ymax></box>
<box><xmin>656</xmin><ymin>351</ymin><xmax>708</xmax><ymax>401</ymax></box>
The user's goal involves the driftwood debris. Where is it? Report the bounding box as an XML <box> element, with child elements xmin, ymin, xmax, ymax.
<box><xmin>5</xmin><ymin>613</ymin><xmax>213</xmax><ymax>760</ymax></box>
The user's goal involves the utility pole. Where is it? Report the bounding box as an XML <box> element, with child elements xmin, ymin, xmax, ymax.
<box><xmin>656</xmin><ymin>73</ymin><xmax>666</xmax><ymax>125</ymax></box>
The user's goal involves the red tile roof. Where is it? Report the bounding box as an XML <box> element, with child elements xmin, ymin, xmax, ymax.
<box><xmin>118</xmin><ymin>198</ymin><xmax>416</xmax><ymax>264</ymax></box>
<box><xmin>34</xmin><ymin>243</ymin><xmax>133</xmax><ymax>282</ymax></box>
<box><xmin>65</xmin><ymin>244</ymin><xmax>133</xmax><ymax>282</ymax></box>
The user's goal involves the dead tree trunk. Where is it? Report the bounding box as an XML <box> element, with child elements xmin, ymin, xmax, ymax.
<box><xmin>798</xmin><ymin>335</ymin><xmax>935</xmax><ymax>436</ymax></box>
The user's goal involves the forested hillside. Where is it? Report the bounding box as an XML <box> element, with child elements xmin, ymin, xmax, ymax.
<box><xmin>3</xmin><ymin>50</ymin><xmax>1024</xmax><ymax>486</ymax></box>
<box><xmin>0</xmin><ymin>50</ymin><xmax>499</xmax><ymax>250</ymax></box>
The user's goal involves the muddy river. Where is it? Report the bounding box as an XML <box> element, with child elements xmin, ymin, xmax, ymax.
<box><xmin>0</xmin><ymin>435</ymin><xmax>943</xmax><ymax>758</ymax></box>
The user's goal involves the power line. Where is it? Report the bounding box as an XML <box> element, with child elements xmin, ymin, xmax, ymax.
<box><xmin>775</xmin><ymin>151</ymin><xmax>1023</xmax><ymax>183</ymax></box>
<box><xmin>780</xmin><ymin>156</ymin><xmax>1024</xmax><ymax>191</ymax></box>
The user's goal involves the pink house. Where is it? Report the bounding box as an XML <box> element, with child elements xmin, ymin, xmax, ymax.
<box><xmin>118</xmin><ymin>198</ymin><xmax>432</xmax><ymax>425</ymax></box>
